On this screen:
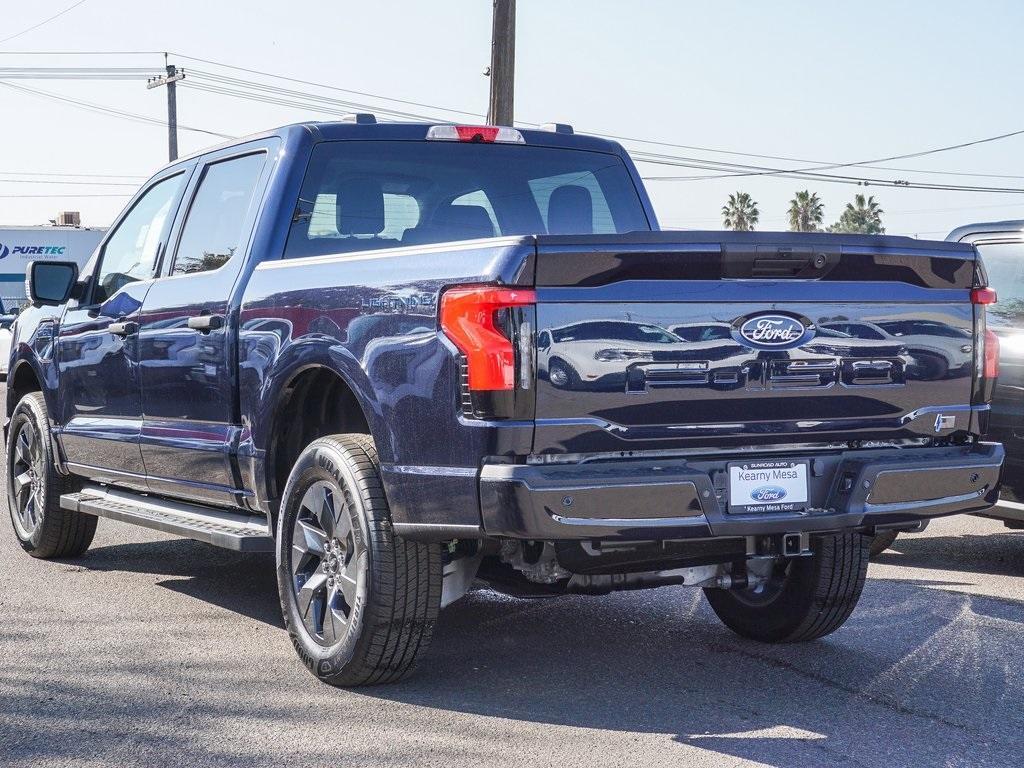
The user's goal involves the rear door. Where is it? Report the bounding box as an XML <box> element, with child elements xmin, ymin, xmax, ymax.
<box><xmin>531</xmin><ymin>233</ymin><xmax>978</xmax><ymax>455</ymax></box>
<box><xmin>55</xmin><ymin>170</ymin><xmax>191</xmax><ymax>488</ymax></box>
<box><xmin>137</xmin><ymin>142</ymin><xmax>275</xmax><ymax>506</ymax></box>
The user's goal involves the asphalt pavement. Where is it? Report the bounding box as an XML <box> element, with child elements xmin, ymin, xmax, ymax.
<box><xmin>1</xmin><ymin>406</ymin><xmax>1022</xmax><ymax>766</ymax></box>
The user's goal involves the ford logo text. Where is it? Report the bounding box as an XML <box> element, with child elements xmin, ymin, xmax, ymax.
<box><xmin>751</xmin><ymin>485</ymin><xmax>787</xmax><ymax>502</ymax></box>
<box><xmin>736</xmin><ymin>314</ymin><xmax>811</xmax><ymax>349</ymax></box>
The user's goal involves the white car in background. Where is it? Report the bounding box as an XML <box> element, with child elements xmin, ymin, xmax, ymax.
<box><xmin>0</xmin><ymin>312</ymin><xmax>17</xmax><ymax>380</ymax></box>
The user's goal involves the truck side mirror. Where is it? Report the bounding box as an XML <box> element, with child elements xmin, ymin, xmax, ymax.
<box><xmin>28</xmin><ymin>260</ymin><xmax>79</xmax><ymax>306</ymax></box>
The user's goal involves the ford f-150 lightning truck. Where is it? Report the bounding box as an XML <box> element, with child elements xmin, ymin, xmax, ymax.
<box><xmin>5</xmin><ymin>118</ymin><xmax>1004</xmax><ymax>686</ymax></box>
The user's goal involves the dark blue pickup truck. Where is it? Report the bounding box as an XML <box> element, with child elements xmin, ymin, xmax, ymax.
<box><xmin>5</xmin><ymin>118</ymin><xmax>1004</xmax><ymax>686</ymax></box>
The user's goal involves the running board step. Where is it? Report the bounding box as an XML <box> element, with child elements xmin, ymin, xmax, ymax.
<box><xmin>60</xmin><ymin>485</ymin><xmax>274</xmax><ymax>552</ymax></box>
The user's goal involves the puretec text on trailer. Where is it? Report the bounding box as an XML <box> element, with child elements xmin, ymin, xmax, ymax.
<box><xmin>0</xmin><ymin>226</ymin><xmax>104</xmax><ymax>306</ymax></box>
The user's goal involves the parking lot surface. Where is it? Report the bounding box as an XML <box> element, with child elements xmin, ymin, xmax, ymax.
<box><xmin>1</xmin><ymin>434</ymin><xmax>1022</xmax><ymax>767</ymax></box>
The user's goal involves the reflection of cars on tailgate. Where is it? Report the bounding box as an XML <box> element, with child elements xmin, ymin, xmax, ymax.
<box><xmin>538</xmin><ymin>320</ymin><xmax>685</xmax><ymax>389</ymax></box>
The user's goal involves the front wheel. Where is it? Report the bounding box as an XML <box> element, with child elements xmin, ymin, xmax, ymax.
<box><xmin>276</xmin><ymin>433</ymin><xmax>442</xmax><ymax>686</ymax></box>
<box><xmin>6</xmin><ymin>392</ymin><xmax>95</xmax><ymax>558</ymax></box>
<box><xmin>704</xmin><ymin>533</ymin><xmax>870</xmax><ymax>643</ymax></box>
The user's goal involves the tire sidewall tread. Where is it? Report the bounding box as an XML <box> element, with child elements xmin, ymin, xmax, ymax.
<box><xmin>705</xmin><ymin>533</ymin><xmax>870</xmax><ymax>643</ymax></box>
<box><xmin>6</xmin><ymin>392</ymin><xmax>93</xmax><ymax>559</ymax></box>
<box><xmin>276</xmin><ymin>433</ymin><xmax>441</xmax><ymax>686</ymax></box>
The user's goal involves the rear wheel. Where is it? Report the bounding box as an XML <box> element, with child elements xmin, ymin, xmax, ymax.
<box><xmin>6</xmin><ymin>392</ymin><xmax>95</xmax><ymax>558</ymax></box>
<box><xmin>704</xmin><ymin>533</ymin><xmax>870</xmax><ymax>643</ymax></box>
<box><xmin>276</xmin><ymin>433</ymin><xmax>442</xmax><ymax>686</ymax></box>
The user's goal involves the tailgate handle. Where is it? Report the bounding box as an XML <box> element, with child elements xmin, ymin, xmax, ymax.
<box><xmin>752</xmin><ymin>256</ymin><xmax>812</xmax><ymax>276</ymax></box>
<box><xmin>723</xmin><ymin>245</ymin><xmax>834</xmax><ymax>279</ymax></box>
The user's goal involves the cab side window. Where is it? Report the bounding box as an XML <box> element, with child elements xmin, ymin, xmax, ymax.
<box><xmin>93</xmin><ymin>173</ymin><xmax>185</xmax><ymax>304</ymax></box>
<box><xmin>170</xmin><ymin>153</ymin><xmax>265</xmax><ymax>276</ymax></box>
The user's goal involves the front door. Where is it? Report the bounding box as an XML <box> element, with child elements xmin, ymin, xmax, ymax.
<box><xmin>56</xmin><ymin>170</ymin><xmax>190</xmax><ymax>489</ymax></box>
<box><xmin>137</xmin><ymin>144</ymin><xmax>272</xmax><ymax>506</ymax></box>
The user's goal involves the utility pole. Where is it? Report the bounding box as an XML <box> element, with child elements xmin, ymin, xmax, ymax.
<box><xmin>147</xmin><ymin>57</ymin><xmax>185</xmax><ymax>161</ymax></box>
<box><xmin>486</xmin><ymin>0</ymin><xmax>516</xmax><ymax>126</ymax></box>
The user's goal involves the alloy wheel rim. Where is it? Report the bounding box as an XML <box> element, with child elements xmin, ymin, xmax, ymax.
<box><xmin>10</xmin><ymin>420</ymin><xmax>44</xmax><ymax>539</ymax></box>
<box><xmin>290</xmin><ymin>480</ymin><xmax>365</xmax><ymax>647</ymax></box>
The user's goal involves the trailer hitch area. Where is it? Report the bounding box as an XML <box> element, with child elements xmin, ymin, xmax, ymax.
<box><xmin>746</xmin><ymin>532</ymin><xmax>812</xmax><ymax>559</ymax></box>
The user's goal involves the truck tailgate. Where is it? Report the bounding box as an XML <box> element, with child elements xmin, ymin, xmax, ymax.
<box><xmin>532</xmin><ymin>232</ymin><xmax>979</xmax><ymax>454</ymax></box>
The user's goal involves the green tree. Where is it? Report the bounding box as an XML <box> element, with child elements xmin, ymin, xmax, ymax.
<box><xmin>787</xmin><ymin>190</ymin><xmax>824</xmax><ymax>232</ymax></box>
<box><xmin>722</xmin><ymin>192</ymin><xmax>759</xmax><ymax>231</ymax></box>
<box><xmin>827</xmin><ymin>194</ymin><xmax>885</xmax><ymax>234</ymax></box>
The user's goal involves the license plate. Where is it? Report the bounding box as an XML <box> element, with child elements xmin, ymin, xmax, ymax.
<box><xmin>728</xmin><ymin>460</ymin><xmax>808</xmax><ymax>514</ymax></box>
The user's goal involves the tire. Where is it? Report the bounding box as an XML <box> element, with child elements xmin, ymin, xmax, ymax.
<box><xmin>704</xmin><ymin>533</ymin><xmax>870</xmax><ymax>643</ymax></box>
<box><xmin>869</xmin><ymin>529</ymin><xmax>899</xmax><ymax>558</ymax></box>
<box><xmin>276</xmin><ymin>433</ymin><xmax>442</xmax><ymax>686</ymax></box>
<box><xmin>548</xmin><ymin>358</ymin><xmax>577</xmax><ymax>389</ymax></box>
<box><xmin>6</xmin><ymin>392</ymin><xmax>95</xmax><ymax>558</ymax></box>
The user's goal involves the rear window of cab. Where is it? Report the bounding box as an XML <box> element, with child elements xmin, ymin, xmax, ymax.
<box><xmin>284</xmin><ymin>140</ymin><xmax>650</xmax><ymax>259</ymax></box>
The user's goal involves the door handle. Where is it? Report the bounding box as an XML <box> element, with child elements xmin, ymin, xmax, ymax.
<box><xmin>109</xmin><ymin>320</ymin><xmax>138</xmax><ymax>338</ymax></box>
<box><xmin>188</xmin><ymin>314</ymin><xmax>225</xmax><ymax>333</ymax></box>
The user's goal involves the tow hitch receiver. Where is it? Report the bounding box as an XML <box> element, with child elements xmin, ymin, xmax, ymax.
<box><xmin>747</xmin><ymin>532</ymin><xmax>812</xmax><ymax>558</ymax></box>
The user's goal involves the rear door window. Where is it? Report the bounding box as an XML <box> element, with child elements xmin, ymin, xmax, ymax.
<box><xmin>528</xmin><ymin>170</ymin><xmax>617</xmax><ymax>234</ymax></box>
<box><xmin>170</xmin><ymin>153</ymin><xmax>265</xmax><ymax>276</ymax></box>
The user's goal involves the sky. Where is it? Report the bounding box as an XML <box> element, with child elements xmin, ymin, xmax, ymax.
<box><xmin>2</xmin><ymin>0</ymin><xmax>1024</xmax><ymax>239</ymax></box>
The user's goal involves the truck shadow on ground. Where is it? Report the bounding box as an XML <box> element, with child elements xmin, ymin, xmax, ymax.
<box><xmin>69</xmin><ymin>538</ymin><xmax>282</xmax><ymax>628</ymax></box>
<box><xmin>14</xmin><ymin>536</ymin><xmax>1024</xmax><ymax>767</ymax></box>
<box><xmin>362</xmin><ymin>578</ymin><xmax>1024</xmax><ymax>767</ymax></box>
<box><xmin>876</xmin><ymin>528</ymin><xmax>1024</xmax><ymax>578</ymax></box>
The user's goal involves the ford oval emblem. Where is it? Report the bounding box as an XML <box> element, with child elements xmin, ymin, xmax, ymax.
<box><xmin>751</xmin><ymin>485</ymin><xmax>787</xmax><ymax>502</ymax></box>
<box><xmin>736</xmin><ymin>313</ymin><xmax>811</xmax><ymax>349</ymax></box>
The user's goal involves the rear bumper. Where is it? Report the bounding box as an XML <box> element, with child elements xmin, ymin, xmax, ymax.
<box><xmin>479</xmin><ymin>443</ymin><xmax>1003</xmax><ymax>540</ymax></box>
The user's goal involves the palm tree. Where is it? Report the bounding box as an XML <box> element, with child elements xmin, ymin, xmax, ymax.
<box><xmin>828</xmin><ymin>194</ymin><xmax>884</xmax><ymax>234</ymax></box>
<box><xmin>787</xmin><ymin>190</ymin><xmax>824</xmax><ymax>232</ymax></box>
<box><xmin>722</xmin><ymin>192</ymin><xmax>759</xmax><ymax>231</ymax></box>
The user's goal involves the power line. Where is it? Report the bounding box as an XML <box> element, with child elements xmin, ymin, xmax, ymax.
<box><xmin>634</xmin><ymin>151</ymin><xmax>1024</xmax><ymax>194</ymax></box>
<box><xmin>0</xmin><ymin>50</ymin><xmax>164</xmax><ymax>55</ymax></box>
<box><xmin>635</xmin><ymin>127</ymin><xmax>1024</xmax><ymax>182</ymax></box>
<box><xmin>0</xmin><ymin>178</ymin><xmax>139</xmax><ymax>187</ymax></box>
<box><xmin>5</xmin><ymin>53</ymin><xmax>1024</xmax><ymax>193</ymax></box>
<box><xmin>0</xmin><ymin>170</ymin><xmax>146</xmax><ymax>179</ymax></box>
<box><xmin>0</xmin><ymin>0</ymin><xmax>91</xmax><ymax>46</ymax></box>
<box><xmin>0</xmin><ymin>67</ymin><xmax>161</xmax><ymax>79</ymax></box>
<box><xmin>0</xmin><ymin>193</ymin><xmax>129</xmax><ymax>198</ymax></box>
<box><xmin>168</xmin><ymin>51</ymin><xmax>485</xmax><ymax>120</ymax></box>
<box><xmin>0</xmin><ymin>80</ymin><xmax>235</xmax><ymax>139</ymax></box>
<box><xmin>183</xmin><ymin>71</ymin><xmax>447</xmax><ymax>122</ymax></box>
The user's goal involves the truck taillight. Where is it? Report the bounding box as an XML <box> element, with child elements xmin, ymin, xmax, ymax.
<box><xmin>984</xmin><ymin>329</ymin><xmax>1000</xmax><ymax>379</ymax></box>
<box><xmin>440</xmin><ymin>286</ymin><xmax>536</xmax><ymax>391</ymax></box>
<box><xmin>972</xmin><ymin>293</ymin><xmax>999</xmax><ymax>406</ymax></box>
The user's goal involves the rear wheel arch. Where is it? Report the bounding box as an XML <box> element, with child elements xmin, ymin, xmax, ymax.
<box><xmin>264</xmin><ymin>364</ymin><xmax>380</xmax><ymax>512</ymax></box>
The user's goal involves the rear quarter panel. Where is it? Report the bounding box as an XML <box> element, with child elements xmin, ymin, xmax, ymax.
<box><xmin>238</xmin><ymin>237</ymin><xmax>535</xmax><ymax>525</ymax></box>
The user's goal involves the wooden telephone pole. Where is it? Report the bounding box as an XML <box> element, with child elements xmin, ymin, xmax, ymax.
<box><xmin>147</xmin><ymin>56</ymin><xmax>185</xmax><ymax>161</ymax></box>
<box><xmin>486</xmin><ymin>0</ymin><xmax>516</xmax><ymax>126</ymax></box>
